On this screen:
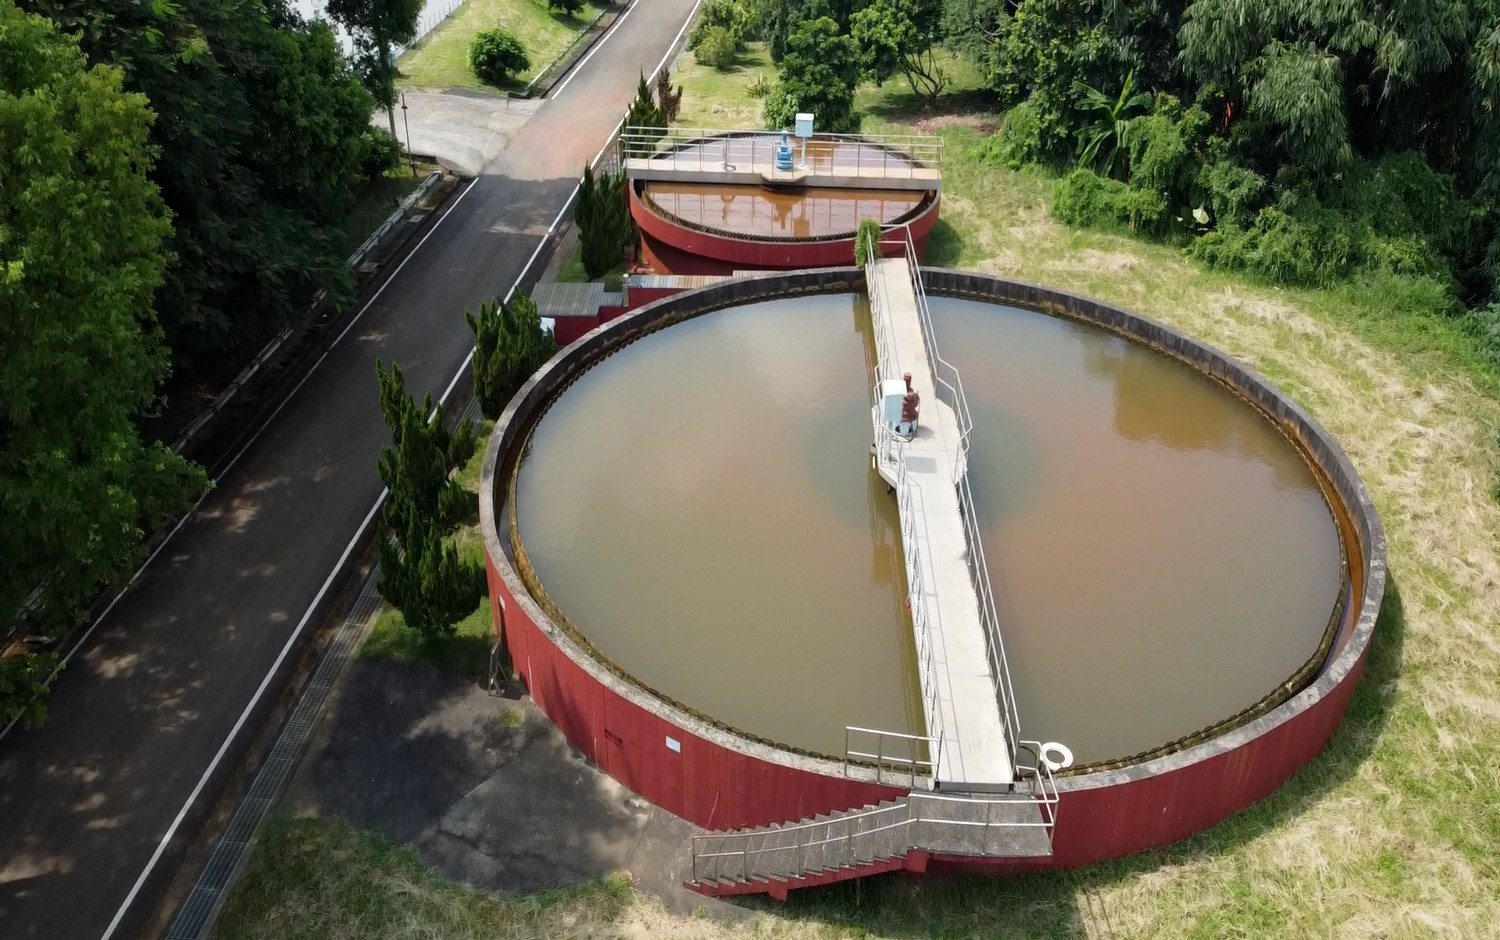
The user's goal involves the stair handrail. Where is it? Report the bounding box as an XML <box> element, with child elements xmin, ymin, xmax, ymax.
<box><xmin>690</xmin><ymin>800</ymin><xmax>911</xmax><ymax>884</ymax></box>
<box><xmin>843</xmin><ymin>725</ymin><xmax>940</xmax><ymax>788</ymax></box>
<box><xmin>690</xmin><ymin>749</ymin><xmax>1062</xmax><ymax>884</ymax></box>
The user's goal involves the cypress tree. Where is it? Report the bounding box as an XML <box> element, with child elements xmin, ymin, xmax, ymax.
<box><xmin>374</xmin><ymin>361</ymin><xmax>481</xmax><ymax>639</ymax></box>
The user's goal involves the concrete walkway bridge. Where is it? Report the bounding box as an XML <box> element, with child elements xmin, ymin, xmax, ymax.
<box><xmin>686</xmin><ymin>229</ymin><xmax>1073</xmax><ymax>899</ymax></box>
<box><xmin>863</xmin><ymin>236</ymin><xmax>1019</xmax><ymax>791</ymax></box>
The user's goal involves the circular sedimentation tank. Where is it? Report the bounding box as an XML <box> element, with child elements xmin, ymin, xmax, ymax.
<box><xmin>478</xmin><ymin>268</ymin><xmax>1385</xmax><ymax>869</ymax></box>
<box><xmin>629</xmin><ymin>133</ymin><xmax>941</xmax><ymax>274</ymax></box>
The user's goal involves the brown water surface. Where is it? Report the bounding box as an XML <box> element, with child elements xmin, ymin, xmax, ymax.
<box><xmin>930</xmin><ymin>297</ymin><xmax>1343</xmax><ymax>762</ymax></box>
<box><xmin>516</xmin><ymin>296</ymin><xmax>923</xmax><ymax>756</ymax></box>
<box><xmin>643</xmin><ymin>182</ymin><xmax>925</xmax><ymax>239</ymax></box>
<box><xmin>515</xmin><ymin>293</ymin><xmax>1344</xmax><ymax>763</ymax></box>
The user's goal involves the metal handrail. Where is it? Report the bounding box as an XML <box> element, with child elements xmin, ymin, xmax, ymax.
<box><xmin>857</xmin><ymin>391</ymin><xmax>946</xmax><ymax>786</ymax></box>
<box><xmin>618</xmin><ymin>126</ymin><xmax>944</xmax><ymax>180</ymax></box>
<box><xmin>863</xmin><ymin>227</ymin><xmax>1025</xmax><ymax>770</ymax></box>
<box><xmin>689</xmin><ymin>745</ymin><xmax>1062</xmax><ymax>882</ymax></box>
<box><xmin>844</xmin><ymin>725</ymin><xmax>939</xmax><ymax>789</ymax></box>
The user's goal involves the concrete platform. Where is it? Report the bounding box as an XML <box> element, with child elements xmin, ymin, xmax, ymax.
<box><xmin>867</xmin><ymin>257</ymin><xmax>1014</xmax><ymax>788</ymax></box>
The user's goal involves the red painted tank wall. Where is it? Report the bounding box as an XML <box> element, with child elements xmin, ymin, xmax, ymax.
<box><xmin>489</xmin><ymin>536</ymin><xmax>1372</xmax><ymax>858</ymax></box>
<box><xmin>485</xmin><ymin>552</ymin><xmax>906</xmax><ymax>830</ymax></box>
<box><xmin>927</xmin><ymin>638</ymin><xmax>1369</xmax><ymax>872</ymax></box>
<box><xmin>631</xmin><ymin>185</ymin><xmax>939</xmax><ymax>275</ymax></box>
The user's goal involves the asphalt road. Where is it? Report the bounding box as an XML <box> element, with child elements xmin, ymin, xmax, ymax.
<box><xmin>0</xmin><ymin>2</ymin><xmax>700</xmax><ymax>936</ymax></box>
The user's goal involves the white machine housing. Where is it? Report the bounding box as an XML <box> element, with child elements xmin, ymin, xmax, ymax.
<box><xmin>879</xmin><ymin>378</ymin><xmax>907</xmax><ymax>428</ymax></box>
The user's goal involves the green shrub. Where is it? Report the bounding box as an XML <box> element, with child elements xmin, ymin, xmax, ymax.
<box><xmin>1121</xmin><ymin>96</ymin><xmax>1210</xmax><ymax>222</ymax></box>
<box><xmin>359</xmin><ymin>127</ymin><xmax>402</xmax><ymax>184</ymax></box>
<box><xmin>761</xmin><ymin>84</ymin><xmax>797</xmax><ymax>130</ymax></box>
<box><xmin>746</xmin><ymin>71</ymin><xmax>773</xmax><ymax>99</ymax></box>
<box><xmin>694</xmin><ymin>26</ymin><xmax>739</xmax><ymax>69</ymax></box>
<box><xmin>854</xmin><ymin>218</ymin><xmax>882</xmax><ymax>267</ymax></box>
<box><xmin>979</xmin><ymin>100</ymin><xmax>1045</xmax><ymax>169</ymax></box>
<box><xmin>1189</xmin><ymin>204</ymin><xmax>1356</xmax><ymax>286</ymax></box>
<box><xmin>469</xmin><ymin>29</ymin><xmax>529</xmax><ymax>86</ymax></box>
<box><xmin>548</xmin><ymin>0</ymin><xmax>586</xmax><ymax>13</ymax></box>
<box><xmin>1476</xmin><ymin>302</ymin><xmax>1500</xmax><ymax>367</ymax></box>
<box><xmin>688</xmin><ymin>0</ymin><xmax>750</xmax><ymax>51</ymax></box>
<box><xmin>1196</xmin><ymin>151</ymin><xmax>1268</xmax><ymax>229</ymax></box>
<box><xmin>1052</xmin><ymin>168</ymin><xmax>1165</xmax><ymax>232</ymax></box>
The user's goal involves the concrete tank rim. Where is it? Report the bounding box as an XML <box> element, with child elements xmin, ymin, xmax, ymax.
<box><xmin>478</xmin><ymin>265</ymin><xmax>1387</xmax><ymax>794</ymax></box>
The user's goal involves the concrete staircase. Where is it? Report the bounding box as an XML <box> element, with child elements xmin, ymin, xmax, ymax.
<box><xmin>686</xmin><ymin>791</ymin><xmax>1055</xmax><ymax>899</ymax></box>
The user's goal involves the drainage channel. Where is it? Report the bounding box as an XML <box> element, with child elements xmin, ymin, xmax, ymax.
<box><xmin>161</xmin><ymin>570</ymin><xmax>383</xmax><ymax>939</ymax></box>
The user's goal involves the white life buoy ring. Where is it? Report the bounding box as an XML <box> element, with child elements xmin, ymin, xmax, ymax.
<box><xmin>1039</xmin><ymin>741</ymin><xmax>1074</xmax><ymax>772</ymax></box>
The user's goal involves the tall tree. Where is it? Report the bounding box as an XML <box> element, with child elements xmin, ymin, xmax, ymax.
<box><xmin>0</xmin><ymin>1</ymin><xmax>206</xmax><ymax>720</ymax></box>
<box><xmin>625</xmin><ymin>72</ymin><xmax>666</xmax><ymax>134</ymax></box>
<box><xmin>851</xmin><ymin>0</ymin><xmax>948</xmax><ymax>103</ymax></box>
<box><xmin>655</xmin><ymin>65</ymin><xmax>684</xmax><ymax>123</ymax></box>
<box><xmin>764</xmin><ymin>15</ymin><xmax>863</xmax><ymax>132</ymax></box>
<box><xmin>575</xmin><ymin>164</ymin><xmax>633</xmax><ymax>279</ymax></box>
<box><xmin>374</xmin><ymin>361</ymin><xmax>481</xmax><ymax>640</ymax></box>
<box><xmin>326</xmin><ymin>0</ymin><xmax>423</xmax><ymax>137</ymax></box>
<box><xmin>468</xmin><ymin>291</ymin><xmax>555</xmax><ymax>420</ymax></box>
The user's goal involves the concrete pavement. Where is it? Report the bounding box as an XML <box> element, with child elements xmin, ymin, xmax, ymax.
<box><xmin>392</xmin><ymin>91</ymin><xmax>542</xmax><ymax>178</ymax></box>
<box><xmin>282</xmin><ymin>660</ymin><xmax>723</xmax><ymax>913</ymax></box>
<box><xmin>0</xmin><ymin>0</ymin><xmax>701</xmax><ymax>936</ymax></box>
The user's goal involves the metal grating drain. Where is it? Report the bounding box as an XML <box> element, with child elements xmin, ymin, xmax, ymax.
<box><xmin>162</xmin><ymin>572</ymin><xmax>383</xmax><ymax>939</ymax></box>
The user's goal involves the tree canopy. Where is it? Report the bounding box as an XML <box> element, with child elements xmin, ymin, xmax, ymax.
<box><xmin>0</xmin><ymin>0</ymin><xmax>206</xmax><ymax>714</ymax></box>
<box><xmin>764</xmin><ymin>14</ymin><xmax>863</xmax><ymax>132</ymax></box>
<box><xmin>954</xmin><ymin>0</ymin><xmax>1498</xmax><ymax>305</ymax></box>
<box><xmin>326</xmin><ymin>0</ymin><xmax>423</xmax><ymax>113</ymax></box>
<box><xmin>21</xmin><ymin>0</ymin><xmax>389</xmax><ymax>373</ymax></box>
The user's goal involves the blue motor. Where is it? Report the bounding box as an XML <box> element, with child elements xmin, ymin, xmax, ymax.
<box><xmin>774</xmin><ymin>132</ymin><xmax>794</xmax><ymax>171</ymax></box>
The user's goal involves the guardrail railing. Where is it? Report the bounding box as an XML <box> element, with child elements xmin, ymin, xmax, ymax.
<box><xmin>619</xmin><ymin>126</ymin><xmax>943</xmax><ymax>180</ymax></box>
<box><xmin>844</xmin><ymin>725</ymin><xmax>939</xmax><ymax>789</ymax></box>
<box><xmin>863</xmin><ymin>227</ymin><xmax>1025</xmax><ymax>771</ymax></box>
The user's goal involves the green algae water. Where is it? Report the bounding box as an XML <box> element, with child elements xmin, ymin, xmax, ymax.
<box><xmin>514</xmin><ymin>292</ymin><xmax>1343</xmax><ymax>763</ymax></box>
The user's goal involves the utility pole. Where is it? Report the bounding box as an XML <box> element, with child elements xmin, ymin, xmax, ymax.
<box><xmin>380</xmin><ymin>20</ymin><xmax>397</xmax><ymax>138</ymax></box>
<box><xmin>401</xmin><ymin>92</ymin><xmax>416</xmax><ymax>176</ymax></box>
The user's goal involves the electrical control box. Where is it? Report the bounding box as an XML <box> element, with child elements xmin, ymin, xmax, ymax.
<box><xmin>880</xmin><ymin>379</ymin><xmax>907</xmax><ymax>427</ymax></box>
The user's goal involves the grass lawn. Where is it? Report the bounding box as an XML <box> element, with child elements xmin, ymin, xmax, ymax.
<box><xmin>359</xmin><ymin>420</ymin><xmax>497</xmax><ymax>680</ymax></box>
<box><xmin>220</xmin><ymin>48</ymin><xmax>1500</xmax><ymax>940</ymax></box>
<box><xmin>397</xmin><ymin>0</ymin><xmax>609</xmax><ymax>93</ymax></box>
<box><xmin>340</xmin><ymin>162</ymin><xmax>442</xmax><ymax>256</ymax></box>
<box><xmin>670</xmin><ymin>42</ymin><xmax>774</xmax><ymax>128</ymax></box>
<box><xmin>556</xmin><ymin>244</ymin><xmax>625</xmax><ymax>291</ymax></box>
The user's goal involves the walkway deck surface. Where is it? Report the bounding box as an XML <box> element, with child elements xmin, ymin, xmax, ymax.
<box><xmin>867</xmin><ymin>257</ymin><xmax>1014</xmax><ymax>788</ymax></box>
